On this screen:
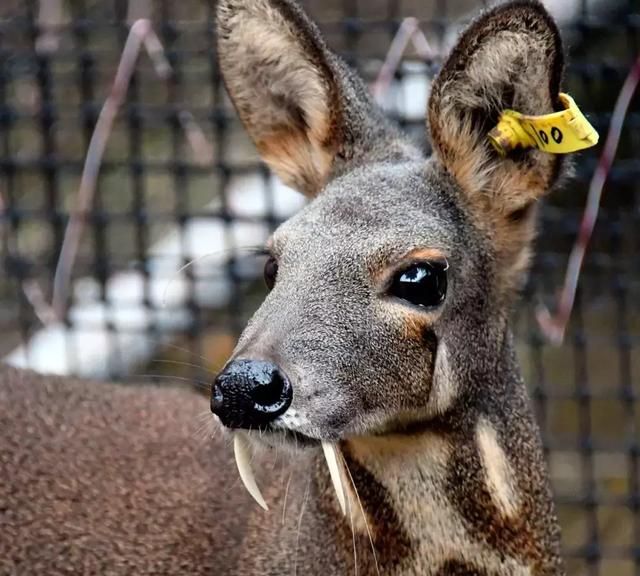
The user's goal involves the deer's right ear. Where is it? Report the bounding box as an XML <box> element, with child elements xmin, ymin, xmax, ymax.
<box><xmin>217</xmin><ymin>0</ymin><xmax>393</xmax><ymax>197</ymax></box>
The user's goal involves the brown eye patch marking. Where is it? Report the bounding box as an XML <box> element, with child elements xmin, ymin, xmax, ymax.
<box><xmin>376</xmin><ymin>248</ymin><xmax>449</xmax><ymax>343</ymax></box>
<box><xmin>397</xmin><ymin>308</ymin><xmax>438</xmax><ymax>342</ymax></box>
<box><xmin>422</xmin><ymin>328</ymin><xmax>438</xmax><ymax>353</ymax></box>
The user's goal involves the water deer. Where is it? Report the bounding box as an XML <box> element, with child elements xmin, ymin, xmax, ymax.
<box><xmin>1</xmin><ymin>0</ymin><xmax>574</xmax><ymax>574</ymax></box>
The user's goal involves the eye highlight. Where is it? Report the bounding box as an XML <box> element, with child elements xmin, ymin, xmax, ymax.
<box><xmin>388</xmin><ymin>261</ymin><xmax>448</xmax><ymax>309</ymax></box>
<box><xmin>264</xmin><ymin>256</ymin><xmax>278</xmax><ymax>290</ymax></box>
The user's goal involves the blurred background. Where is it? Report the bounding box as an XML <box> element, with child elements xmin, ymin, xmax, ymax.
<box><xmin>0</xmin><ymin>0</ymin><xmax>638</xmax><ymax>574</ymax></box>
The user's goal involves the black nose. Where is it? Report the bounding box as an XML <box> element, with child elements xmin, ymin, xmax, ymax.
<box><xmin>211</xmin><ymin>359</ymin><xmax>292</xmax><ymax>429</ymax></box>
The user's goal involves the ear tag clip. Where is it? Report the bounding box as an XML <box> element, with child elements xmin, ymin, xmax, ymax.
<box><xmin>488</xmin><ymin>93</ymin><xmax>599</xmax><ymax>156</ymax></box>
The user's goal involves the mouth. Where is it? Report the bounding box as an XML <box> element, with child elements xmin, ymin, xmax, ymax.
<box><xmin>231</xmin><ymin>428</ymin><xmax>346</xmax><ymax>516</ymax></box>
<box><xmin>256</xmin><ymin>424</ymin><xmax>320</xmax><ymax>448</ymax></box>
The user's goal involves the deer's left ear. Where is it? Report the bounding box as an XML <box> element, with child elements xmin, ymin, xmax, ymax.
<box><xmin>428</xmin><ymin>0</ymin><xmax>565</xmax><ymax>285</ymax></box>
<box><xmin>429</xmin><ymin>1</ymin><xmax>565</xmax><ymax>206</ymax></box>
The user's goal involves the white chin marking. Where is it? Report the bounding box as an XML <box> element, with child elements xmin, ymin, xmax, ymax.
<box><xmin>322</xmin><ymin>441</ymin><xmax>346</xmax><ymax>516</ymax></box>
<box><xmin>234</xmin><ymin>432</ymin><xmax>269</xmax><ymax>511</ymax></box>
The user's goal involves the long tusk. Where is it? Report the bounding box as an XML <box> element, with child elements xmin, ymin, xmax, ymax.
<box><xmin>233</xmin><ymin>432</ymin><xmax>268</xmax><ymax>511</ymax></box>
<box><xmin>322</xmin><ymin>441</ymin><xmax>346</xmax><ymax>516</ymax></box>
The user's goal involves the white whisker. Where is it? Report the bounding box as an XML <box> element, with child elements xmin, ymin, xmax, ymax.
<box><xmin>160</xmin><ymin>245</ymin><xmax>265</xmax><ymax>308</ymax></box>
<box><xmin>191</xmin><ymin>414</ymin><xmax>216</xmax><ymax>446</ymax></box>
<box><xmin>193</xmin><ymin>410</ymin><xmax>222</xmax><ymax>443</ymax></box>
<box><xmin>349</xmin><ymin>489</ymin><xmax>358</xmax><ymax>576</ymax></box>
<box><xmin>161</xmin><ymin>251</ymin><xmax>226</xmax><ymax>309</ymax></box>
<box><xmin>293</xmin><ymin>477</ymin><xmax>311</xmax><ymax>576</ymax></box>
<box><xmin>161</xmin><ymin>342</ymin><xmax>213</xmax><ymax>365</ymax></box>
<box><xmin>138</xmin><ymin>373</ymin><xmax>211</xmax><ymax>391</ymax></box>
<box><xmin>151</xmin><ymin>358</ymin><xmax>216</xmax><ymax>375</ymax></box>
<box><xmin>340</xmin><ymin>453</ymin><xmax>380</xmax><ymax>576</ymax></box>
<box><xmin>282</xmin><ymin>471</ymin><xmax>294</xmax><ymax>525</ymax></box>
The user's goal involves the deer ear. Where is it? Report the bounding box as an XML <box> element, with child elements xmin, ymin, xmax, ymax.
<box><xmin>428</xmin><ymin>1</ymin><xmax>565</xmax><ymax>282</ymax></box>
<box><xmin>428</xmin><ymin>0</ymin><xmax>565</xmax><ymax>205</ymax></box>
<box><xmin>217</xmin><ymin>0</ymin><xmax>403</xmax><ymax>197</ymax></box>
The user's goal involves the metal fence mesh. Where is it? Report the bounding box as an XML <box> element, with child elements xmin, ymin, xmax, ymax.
<box><xmin>0</xmin><ymin>1</ymin><xmax>638</xmax><ymax>574</ymax></box>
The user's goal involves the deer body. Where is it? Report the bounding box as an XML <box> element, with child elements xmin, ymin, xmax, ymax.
<box><xmin>2</xmin><ymin>1</ymin><xmax>569</xmax><ymax>574</ymax></box>
<box><xmin>1</xmin><ymin>360</ymin><xmax>559</xmax><ymax>575</ymax></box>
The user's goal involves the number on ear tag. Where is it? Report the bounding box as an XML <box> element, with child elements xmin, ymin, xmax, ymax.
<box><xmin>488</xmin><ymin>93</ymin><xmax>599</xmax><ymax>156</ymax></box>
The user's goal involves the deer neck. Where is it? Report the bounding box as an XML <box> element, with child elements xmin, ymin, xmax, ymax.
<box><xmin>331</xmin><ymin>335</ymin><xmax>563</xmax><ymax>575</ymax></box>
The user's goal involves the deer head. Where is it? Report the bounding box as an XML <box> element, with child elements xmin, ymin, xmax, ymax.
<box><xmin>212</xmin><ymin>0</ymin><xmax>566</xmax><ymax>446</ymax></box>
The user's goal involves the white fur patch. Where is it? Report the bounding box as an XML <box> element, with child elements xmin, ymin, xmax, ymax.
<box><xmin>428</xmin><ymin>342</ymin><xmax>457</xmax><ymax>414</ymax></box>
<box><xmin>275</xmin><ymin>408</ymin><xmax>311</xmax><ymax>430</ymax></box>
<box><xmin>476</xmin><ymin>417</ymin><xmax>520</xmax><ymax>519</ymax></box>
<box><xmin>348</xmin><ymin>433</ymin><xmax>534</xmax><ymax>574</ymax></box>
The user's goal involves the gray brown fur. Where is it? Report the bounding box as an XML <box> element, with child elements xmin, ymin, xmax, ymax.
<box><xmin>1</xmin><ymin>1</ymin><xmax>567</xmax><ymax>574</ymax></box>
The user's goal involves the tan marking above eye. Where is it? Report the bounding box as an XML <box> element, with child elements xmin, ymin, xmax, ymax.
<box><xmin>401</xmin><ymin>247</ymin><xmax>448</xmax><ymax>263</ymax></box>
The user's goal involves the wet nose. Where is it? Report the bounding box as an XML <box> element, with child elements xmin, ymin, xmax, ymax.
<box><xmin>211</xmin><ymin>359</ymin><xmax>292</xmax><ymax>429</ymax></box>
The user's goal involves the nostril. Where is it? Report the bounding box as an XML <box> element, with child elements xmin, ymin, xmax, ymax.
<box><xmin>250</xmin><ymin>371</ymin><xmax>281</xmax><ymax>405</ymax></box>
<box><xmin>250</xmin><ymin>369</ymin><xmax>291</xmax><ymax>415</ymax></box>
<box><xmin>211</xmin><ymin>382</ymin><xmax>224</xmax><ymax>413</ymax></box>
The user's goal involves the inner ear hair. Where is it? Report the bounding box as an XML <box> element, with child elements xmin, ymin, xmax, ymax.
<box><xmin>506</xmin><ymin>199</ymin><xmax>535</xmax><ymax>224</ymax></box>
<box><xmin>217</xmin><ymin>0</ymin><xmax>415</xmax><ymax>198</ymax></box>
<box><xmin>216</xmin><ymin>0</ymin><xmax>341</xmax><ymax>195</ymax></box>
<box><xmin>427</xmin><ymin>1</ymin><xmax>568</xmax><ymax>296</ymax></box>
<box><xmin>428</xmin><ymin>0</ymin><xmax>565</xmax><ymax>204</ymax></box>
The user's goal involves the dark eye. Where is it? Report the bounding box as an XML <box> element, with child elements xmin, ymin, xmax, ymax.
<box><xmin>264</xmin><ymin>256</ymin><xmax>278</xmax><ymax>290</ymax></box>
<box><xmin>389</xmin><ymin>262</ymin><xmax>448</xmax><ymax>308</ymax></box>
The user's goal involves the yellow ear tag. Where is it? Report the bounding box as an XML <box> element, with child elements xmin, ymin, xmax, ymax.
<box><xmin>488</xmin><ymin>93</ymin><xmax>599</xmax><ymax>156</ymax></box>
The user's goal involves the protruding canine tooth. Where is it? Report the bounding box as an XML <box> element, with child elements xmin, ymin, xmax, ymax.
<box><xmin>322</xmin><ymin>441</ymin><xmax>346</xmax><ymax>516</ymax></box>
<box><xmin>233</xmin><ymin>432</ymin><xmax>268</xmax><ymax>511</ymax></box>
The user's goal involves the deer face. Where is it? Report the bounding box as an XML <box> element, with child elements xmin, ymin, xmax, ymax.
<box><xmin>212</xmin><ymin>0</ymin><xmax>566</xmax><ymax>445</ymax></box>
<box><xmin>226</xmin><ymin>161</ymin><xmax>467</xmax><ymax>441</ymax></box>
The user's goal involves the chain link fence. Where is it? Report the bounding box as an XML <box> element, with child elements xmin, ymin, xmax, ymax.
<box><xmin>0</xmin><ymin>1</ymin><xmax>638</xmax><ymax>574</ymax></box>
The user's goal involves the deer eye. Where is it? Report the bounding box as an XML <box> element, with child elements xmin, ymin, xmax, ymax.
<box><xmin>264</xmin><ymin>256</ymin><xmax>278</xmax><ymax>290</ymax></box>
<box><xmin>389</xmin><ymin>262</ymin><xmax>447</xmax><ymax>309</ymax></box>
